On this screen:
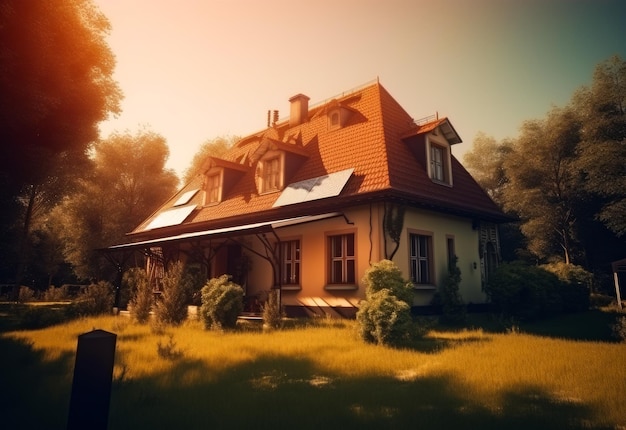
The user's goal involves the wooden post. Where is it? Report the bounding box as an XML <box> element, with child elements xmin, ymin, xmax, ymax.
<box><xmin>614</xmin><ymin>272</ymin><xmax>623</xmax><ymax>310</ymax></box>
<box><xmin>67</xmin><ymin>329</ymin><xmax>117</xmax><ymax>430</ymax></box>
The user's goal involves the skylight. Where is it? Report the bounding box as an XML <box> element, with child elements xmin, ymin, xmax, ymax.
<box><xmin>272</xmin><ymin>168</ymin><xmax>354</xmax><ymax>207</ymax></box>
<box><xmin>144</xmin><ymin>205</ymin><xmax>196</xmax><ymax>230</ymax></box>
<box><xmin>173</xmin><ymin>189</ymin><xmax>199</xmax><ymax>206</ymax></box>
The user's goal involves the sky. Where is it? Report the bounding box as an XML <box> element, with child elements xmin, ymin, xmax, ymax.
<box><xmin>93</xmin><ymin>0</ymin><xmax>626</xmax><ymax>179</ymax></box>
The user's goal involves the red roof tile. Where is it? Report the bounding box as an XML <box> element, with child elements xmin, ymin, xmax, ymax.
<box><xmin>130</xmin><ymin>81</ymin><xmax>507</xmax><ymax>238</ymax></box>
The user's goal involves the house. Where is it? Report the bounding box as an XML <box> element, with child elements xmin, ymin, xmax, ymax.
<box><xmin>108</xmin><ymin>79</ymin><xmax>509</xmax><ymax>317</ymax></box>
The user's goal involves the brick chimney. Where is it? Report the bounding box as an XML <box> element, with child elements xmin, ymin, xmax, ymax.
<box><xmin>289</xmin><ymin>94</ymin><xmax>310</xmax><ymax>127</ymax></box>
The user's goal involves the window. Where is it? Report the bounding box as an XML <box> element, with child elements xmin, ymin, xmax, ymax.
<box><xmin>281</xmin><ymin>239</ymin><xmax>300</xmax><ymax>285</ymax></box>
<box><xmin>330</xmin><ymin>112</ymin><xmax>340</xmax><ymax>127</ymax></box>
<box><xmin>430</xmin><ymin>145</ymin><xmax>445</xmax><ymax>182</ymax></box>
<box><xmin>205</xmin><ymin>173</ymin><xmax>221</xmax><ymax>204</ymax></box>
<box><xmin>409</xmin><ymin>233</ymin><xmax>432</xmax><ymax>284</ymax></box>
<box><xmin>328</xmin><ymin>233</ymin><xmax>356</xmax><ymax>284</ymax></box>
<box><xmin>446</xmin><ymin>236</ymin><xmax>456</xmax><ymax>269</ymax></box>
<box><xmin>261</xmin><ymin>156</ymin><xmax>281</xmax><ymax>193</ymax></box>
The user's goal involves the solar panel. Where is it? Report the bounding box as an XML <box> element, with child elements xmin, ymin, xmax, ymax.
<box><xmin>144</xmin><ymin>205</ymin><xmax>196</xmax><ymax>230</ymax></box>
<box><xmin>273</xmin><ymin>168</ymin><xmax>354</xmax><ymax>207</ymax></box>
<box><xmin>173</xmin><ymin>189</ymin><xmax>199</xmax><ymax>206</ymax></box>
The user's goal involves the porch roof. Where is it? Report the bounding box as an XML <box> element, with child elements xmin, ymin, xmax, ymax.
<box><xmin>106</xmin><ymin>212</ymin><xmax>343</xmax><ymax>252</ymax></box>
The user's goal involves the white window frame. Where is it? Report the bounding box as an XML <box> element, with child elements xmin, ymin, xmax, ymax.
<box><xmin>408</xmin><ymin>231</ymin><xmax>433</xmax><ymax>285</ymax></box>
<box><xmin>204</xmin><ymin>171</ymin><xmax>223</xmax><ymax>204</ymax></box>
<box><xmin>259</xmin><ymin>152</ymin><xmax>284</xmax><ymax>193</ymax></box>
<box><xmin>327</xmin><ymin>232</ymin><xmax>356</xmax><ymax>285</ymax></box>
<box><xmin>426</xmin><ymin>134</ymin><xmax>453</xmax><ymax>185</ymax></box>
<box><xmin>281</xmin><ymin>239</ymin><xmax>301</xmax><ymax>287</ymax></box>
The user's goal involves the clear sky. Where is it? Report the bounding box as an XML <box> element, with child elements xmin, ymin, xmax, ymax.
<box><xmin>93</xmin><ymin>0</ymin><xmax>626</xmax><ymax>179</ymax></box>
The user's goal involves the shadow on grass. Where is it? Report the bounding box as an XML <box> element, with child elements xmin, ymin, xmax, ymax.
<box><xmin>106</xmin><ymin>353</ymin><xmax>616</xmax><ymax>430</ymax></box>
<box><xmin>0</xmin><ymin>335</ymin><xmax>74</xmax><ymax>429</ymax></box>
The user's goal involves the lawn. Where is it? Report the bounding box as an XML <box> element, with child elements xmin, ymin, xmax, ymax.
<box><xmin>1</xmin><ymin>304</ymin><xmax>625</xmax><ymax>430</ymax></box>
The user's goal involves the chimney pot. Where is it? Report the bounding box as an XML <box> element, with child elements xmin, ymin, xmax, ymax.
<box><xmin>289</xmin><ymin>94</ymin><xmax>310</xmax><ymax>127</ymax></box>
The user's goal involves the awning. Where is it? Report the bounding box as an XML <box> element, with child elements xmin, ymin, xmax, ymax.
<box><xmin>106</xmin><ymin>212</ymin><xmax>343</xmax><ymax>251</ymax></box>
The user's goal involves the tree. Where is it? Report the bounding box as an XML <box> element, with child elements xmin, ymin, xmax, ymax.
<box><xmin>0</xmin><ymin>0</ymin><xmax>121</xmax><ymax>289</ymax></box>
<box><xmin>573</xmin><ymin>55</ymin><xmax>626</xmax><ymax>237</ymax></box>
<box><xmin>463</xmin><ymin>132</ymin><xmax>513</xmax><ymax>205</ymax></box>
<box><xmin>56</xmin><ymin>130</ymin><xmax>178</xmax><ymax>279</ymax></box>
<box><xmin>503</xmin><ymin>106</ymin><xmax>584</xmax><ymax>264</ymax></box>
<box><xmin>182</xmin><ymin>136</ymin><xmax>239</xmax><ymax>184</ymax></box>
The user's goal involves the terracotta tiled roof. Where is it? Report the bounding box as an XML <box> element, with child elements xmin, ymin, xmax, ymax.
<box><xmin>130</xmin><ymin>80</ymin><xmax>508</xmax><ymax>238</ymax></box>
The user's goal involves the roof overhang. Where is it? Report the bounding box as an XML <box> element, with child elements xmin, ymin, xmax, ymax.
<box><xmin>105</xmin><ymin>212</ymin><xmax>343</xmax><ymax>252</ymax></box>
<box><xmin>401</xmin><ymin>117</ymin><xmax>462</xmax><ymax>145</ymax></box>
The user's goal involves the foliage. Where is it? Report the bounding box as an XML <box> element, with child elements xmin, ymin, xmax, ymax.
<box><xmin>485</xmin><ymin>262</ymin><xmax>581</xmax><ymax>320</ymax></box>
<box><xmin>199</xmin><ymin>275</ymin><xmax>244</xmax><ymax>330</ymax></box>
<box><xmin>154</xmin><ymin>262</ymin><xmax>193</xmax><ymax>326</ymax></box>
<box><xmin>262</xmin><ymin>289</ymin><xmax>284</xmax><ymax>330</ymax></box>
<box><xmin>463</xmin><ymin>132</ymin><xmax>513</xmax><ymax>205</ymax></box>
<box><xmin>70</xmin><ymin>281</ymin><xmax>115</xmax><ymax>316</ymax></box>
<box><xmin>17</xmin><ymin>286</ymin><xmax>35</xmax><ymax>303</ymax></box>
<box><xmin>54</xmin><ymin>130</ymin><xmax>178</xmax><ymax>280</ymax></box>
<box><xmin>361</xmin><ymin>259</ymin><xmax>413</xmax><ymax>305</ymax></box>
<box><xmin>357</xmin><ymin>260</ymin><xmax>414</xmax><ymax>346</ymax></box>
<box><xmin>502</xmin><ymin>106</ymin><xmax>584</xmax><ymax>264</ymax></box>
<box><xmin>433</xmin><ymin>257</ymin><xmax>466</xmax><ymax>325</ymax></box>
<box><xmin>357</xmin><ymin>289</ymin><xmax>412</xmax><ymax>345</ymax></box>
<box><xmin>613</xmin><ymin>316</ymin><xmax>626</xmax><ymax>342</ymax></box>
<box><xmin>383</xmin><ymin>204</ymin><xmax>405</xmax><ymax>260</ymax></box>
<box><xmin>126</xmin><ymin>268</ymin><xmax>153</xmax><ymax>324</ymax></box>
<box><xmin>41</xmin><ymin>285</ymin><xmax>70</xmax><ymax>302</ymax></box>
<box><xmin>182</xmin><ymin>135</ymin><xmax>239</xmax><ymax>183</ymax></box>
<box><xmin>541</xmin><ymin>262</ymin><xmax>591</xmax><ymax>312</ymax></box>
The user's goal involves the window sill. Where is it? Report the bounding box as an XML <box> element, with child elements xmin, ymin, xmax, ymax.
<box><xmin>324</xmin><ymin>284</ymin><xmax>358</xmax><ymax>291</ymax></box>
<box><xmin>281</xmin><ymin>284</ymin><xmax>301</xmax><ymax>291</ymax></box>
<box><xmin>430</xmin><ymin>179</ymin><xmax>453</xmax><ymax>187</ymax></box>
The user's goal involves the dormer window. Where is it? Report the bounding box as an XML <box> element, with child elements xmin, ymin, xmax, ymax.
<box><xmin>205</xmin><ymin>172</ymin><xmax>222</xmax><ymax>204</ymax></box>
<box><xmin>427</xmin><ymin>135</ymin><xmax>453</xmax><ymax>186</ymax></box>
<box><xmin>330</xmin><ymin>112</ymin><xmax>340</xmax><ymax>127</ymax></box>
<box><xmin>259</xmin><ymin>154</ymin><xmax>283</xmax><ymax>193</ymax></box>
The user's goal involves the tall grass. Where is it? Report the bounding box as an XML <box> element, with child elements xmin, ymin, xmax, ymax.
<box><xmin>1</xmin><ymin>310</ymin><xmax>625</xmax><ymax>429</ymax></box>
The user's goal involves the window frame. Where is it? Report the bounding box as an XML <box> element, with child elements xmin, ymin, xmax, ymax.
<box><xmin>426</xmin><ymin>134</ymin><xmax>453</xmax><ymax>186</ymax></box>
<box><xmin>408</xmin><ymin>230</ymin><xmax>434</xmax><ymax>286</ymax></box>
<box><xmin>204</xmin><ymin>171</ymin><xmax>223</xmax><ymax>205</ymax></box>
<box><xmin>325</xmin><ymin>230</ymin><xmax>357</xmax><ymax>288</ymax></box>
<box><xmin>280</xmin><ymin>238</ymin><xmax>301</xmax><ymax>289</ymax></box>
<box><xmin>259</xmin><ymin>152</ymin><xmax>284</xmax><ymax>194</ymax></box>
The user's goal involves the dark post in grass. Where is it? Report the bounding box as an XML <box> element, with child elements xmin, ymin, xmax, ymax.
<box><xmin>67</xmin><ymin>329</ymin><xmax>117</xmax><ymax>430</ymax></box>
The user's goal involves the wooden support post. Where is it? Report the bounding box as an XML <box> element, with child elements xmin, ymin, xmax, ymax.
<box><xmin>67</xmin><ymin>329</ymin><xmax>117</xmax><ymax>430</ymax></box>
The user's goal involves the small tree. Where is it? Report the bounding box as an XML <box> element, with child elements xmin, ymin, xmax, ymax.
<box><xmin>154</xmin><ymin>261</ymin><xmax>192</xmax><ymax>326</ymax></box>
<box><xmin>200</xmin><ymin>275</ymin><xmax>244</xmax><ymax>330</ymax></box>
<box><xmin>126</xmin><ymin>268</ymin><xmax>153</xmax><ymax>324</ymax></box>
<box><xmin>356</xmin><ymin>260</ymin><xmax>414</xmax><ymax>346</ymax></box>
<box><xmin>262</xmin><ymin>289</ymin><xmax>284</xmax><ymax>330</ymax></box>
<box><xmin>434</xmin><ymin>257</ymin><xmax>466</xmax><ymax>325</ymax></box>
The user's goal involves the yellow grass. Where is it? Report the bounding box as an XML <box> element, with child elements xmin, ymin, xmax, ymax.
<box><xmin>5</xmin><ymin>314</ymin><xmax>626</xmax><ymax>428</ymax></box>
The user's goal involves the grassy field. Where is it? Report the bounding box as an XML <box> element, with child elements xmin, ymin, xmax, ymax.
<box><xmin>1</xmin><ymin>304</ymin><xmax>625</xmax><ymax>429</ymax></box>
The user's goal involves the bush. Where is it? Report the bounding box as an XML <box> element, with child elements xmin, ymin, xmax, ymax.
<box><xmin>433</xmin><ymin>257</ymin><xmax>466</xmax><ymax>325</ymax></box>
<box><xmin>18</xmin><ymin>286</ymin><xmax>35</xmax><ymax>303</ymax></box>
<box><xmin>542</xmin><ymin>262</ymin><xmax>591</xmax><ymax>312</ymax></box>
<box><xmin>613</xmin><ymin>316</ymin><xmax>626</xmax><ymax>342</ymax></box>
<box><xmin>262</xmin><ymin>289</ymin><xmax>284</xmax><ymax>330</ymax></box>
<box><xmin>200</xmin><ymin>275</ymin><xmax>244</xmax><ymax>330</ymax></box>
<box><xmin>41</xmin><ymin>285</ymin><xmax>69</xmax><ymax>302</ymax></box>
<box><xmin>126</xmin><ymin>268</ymin><xmax>153</xmax><ymax>324</ymax></box>
<box><xmin>357</xmin><ymin>260</ymin><xmax>414</xmax><ymax>346</ymax></box>
<box><xmin>154</xmin><ymin>261</ymin><xmax>193</xmax><ymax>326</ymax></box>
<box><xmin>357</xmin><ymin>289</ymin><xmax>412</xmax><ymax>345</ymax></box>
<box><xmin>361</xmin><ymin>259</ymin><xmax>413</xmax><ymax>305</ymax></box>
<box><xmin>70</xmin><ymin>281</ymin><xmax>114</xmax><ymax>316</ymax></box>
<box><xmin>485</xmin><ymin>262</ymin><xmax>563</xmax><ymax>320</ymax></box>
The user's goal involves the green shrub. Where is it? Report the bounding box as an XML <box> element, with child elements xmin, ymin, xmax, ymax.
<box><xmin>42</xmin><ymin>285</ymin><xmax>71</xmax><ymax>302</ymax></box>
<box><xmin>485</xmin><ymin>262</ymin><xmax>563</xmax><ymax>320</ymax></box>
<box><xmin>200</xmin><ymin>275</ymin><xmax>244</xmax><ymax>330</ymax></box>
<box><xmin>18</xmin><ymin>286</ymin><xmax>35</xmax><ymax>303</ymax></box>
<box><xmin>69</xmin><ymin>281</ymin><xmax>115</xmax><ymax>316</ymax></box>
<box><xmin>357</xmin><ymin>260</ymin><xmax>414</xmax><ymax>346</ymax></box>
<box><xmin>542</xmin><ymin>262</ymin><xmax>591</xmax><ymax>312</ymax></box>
<box><xmin>127</xmin><ymin>268</ymin><xmax>153</xmax><ymax>324</ymax></box>
<box><xmin>357</xmin><ymin>289</ymin><xmax>412</xmax><ymax>345</ymax></box>
<box><xmin>154</xmin><ymin>261</ymin><xmax>193</xmax><ymax>326</ymax></box>
<box><xmin>361</xmin><ymin>259</ymin><xmax>413</xmax><ymax>305</ymax></box>
<box><xmin>262</xmin><ymin>289</ymin><xmax>284</xmax><ymax>330</ymax></box>
<box><xmin>434</xmin><ymin>257</ymin><xmax>466</xmax><ymax>325</ymax></box>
